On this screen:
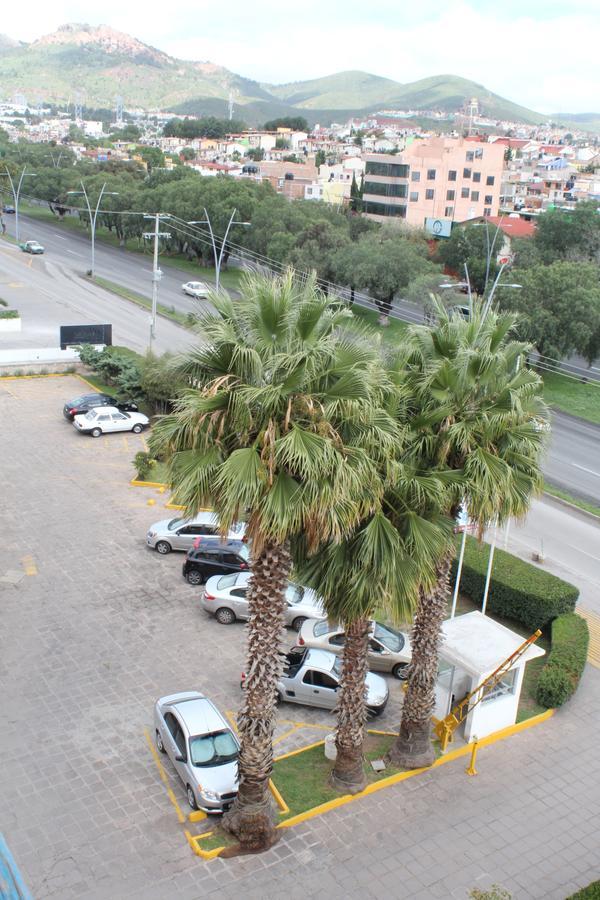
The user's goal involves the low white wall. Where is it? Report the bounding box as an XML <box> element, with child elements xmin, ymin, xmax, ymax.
<box><xmin>0</xmin><ymin>318</ymin><xmax>22</xmax><ymax>332</ymax></box>
<box><xmin>0</xmin><ymin>345</ymin><xmax>105</xmax><ymax>365</ymax></box>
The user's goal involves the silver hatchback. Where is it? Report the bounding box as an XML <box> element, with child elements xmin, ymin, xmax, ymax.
<box><xmin>153</xmin><ymin>691</ymin><xmax>239</xmax><ymax>813</ymax></box>
<box><xmin>201</xmin><ymin>572</ymin><xmax>325</xmax><ymax>630</ymax></box>
<box><xmin>146</xmin><ymin>512</ymin><xmax>245</xmax><ymax>554</ymax></box>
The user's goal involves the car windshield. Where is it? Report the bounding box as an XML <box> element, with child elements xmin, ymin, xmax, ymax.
<box><xmin>167</xmin><ymin>518</ymin><xmax>184</xmax><ymax>531</ymax></box>
<box><xmin>314</xmin><ymin>619</ymin><xmax>332</xmax><ymax>637</ymax></box>
<box><xmin>217</xmin><ymin>573</ymin><xmax>240</xmax><ymax>589</ymax></box>
<box><xmin>84</xmin><ymin>410</ymin><xmax>97</xmax><ymax>420</ymax></box>
<box><xmin>68</xmin><ymin>396</ymin><xmax>86</xmax><ymax>405</ymax></box>
<box><xmin>373</xmin><ymin>622</ymin><xmax>405</xmax><ymax>652</ymax></box>
<box><xmin>189</xmin><ymin>730</ymin><xmax>238</xmax><ymax>767</ymax></box>
<box><xmin>332</xmin><ymin>657</ymin><xmax>342</xmax><ymax>678</ymax></box>
<box><xmin>285</xmin><ymin>585</ymin><xmax>304</xmax><ymax>605</ymax></box>
<box><xmin>238</xmin><ymin>544</ymin><xmax>250</xmax><ymax>561</ymax></box>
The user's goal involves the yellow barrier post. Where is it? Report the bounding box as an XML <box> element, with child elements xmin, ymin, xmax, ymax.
<box><xmin>466</xmin><ymin>737</ymin><xmax>479</xmax><ymax>776</ymax></box>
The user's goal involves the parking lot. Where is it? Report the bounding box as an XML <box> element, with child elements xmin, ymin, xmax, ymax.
<box><xmin>2</xmin><ymin>375</ymin><xmax>600</xmax><ymax>900</ymax></box>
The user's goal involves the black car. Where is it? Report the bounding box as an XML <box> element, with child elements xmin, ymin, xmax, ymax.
<box><xmin>2</xmin><ymin>205</ymin><xmax>15</xmax><ymax>214</ymax></box>
<box><xmin>63</xmin><ymin>393</ymin><xmax>138</xmax><ymax>421</ymax></box>
<box><xmin>182</xmin><ymin>539</ymin><xmax>250</xmax><ymax>585</ymax></box>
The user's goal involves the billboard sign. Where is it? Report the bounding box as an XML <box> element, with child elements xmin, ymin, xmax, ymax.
<box><xmin>60</xmin><ymin>324</ymin><xmax>112</xmax><ymax>350</ymax></box>
<box><xmin>425</xmin><ymin>217</ymin><xmax>453</xmax><ymax>238</ymax></box>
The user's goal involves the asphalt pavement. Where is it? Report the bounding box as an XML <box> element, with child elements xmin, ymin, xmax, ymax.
<box><xmin>2</xmin><ymin>210</ymin><xmax>600</xmax><ymax>503</ymax></box>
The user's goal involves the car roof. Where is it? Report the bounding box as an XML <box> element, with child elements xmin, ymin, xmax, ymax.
<box><xmin>303</xmin><ymin>648</ymin><xmax>337</xmax><ymax>672</ymax></box>
<box><xmin>192</xmin><ymin>538</ymin><xmax>246</xmax><ymax>553</ymax></box>
<box><xmin>170</xmin><ymin>697</ymin><xmax>228</xmax><ymax>735</ymax></box>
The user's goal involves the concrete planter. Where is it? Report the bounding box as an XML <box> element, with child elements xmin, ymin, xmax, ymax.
<box><xmin>0</xmin><ymin>316</ymin><xmax>21</xmax><ymax>332</ymax></box>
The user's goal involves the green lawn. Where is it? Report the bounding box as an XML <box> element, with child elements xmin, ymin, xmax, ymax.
<box><xmin>91</xmin><ymin>275</ymin><xmax>196</xmax><ymax>329</ymax></box>
<box><xmin>350</xmin><ymin>305</ymin><xmax>409</xmax><ymax>346</ymax></box>
<box><xmin>542</xmin><ymin>370</ymin><xmax>600</xmax><ymax>424</ymax></box>
<box><xmin>543</xmin><ymin>483</ymin><xmax>600</xmax><ymax>518</ymax></box>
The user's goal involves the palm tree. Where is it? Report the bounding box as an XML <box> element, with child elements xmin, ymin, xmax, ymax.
<box><xmin>150</xmin><ymin>270</ymin><xmax>391</xmax><ymax>851</ymax></box>
<box><xmin>387</xmin><ymin>302</ymin><xmax>547</xmax><ymax>768</ymax></box>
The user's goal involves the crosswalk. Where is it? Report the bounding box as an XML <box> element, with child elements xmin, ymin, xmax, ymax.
<box><xmin>578</xmin><ymin>607</ymin><xmax>600</xmax><ymax>669</ymax></box>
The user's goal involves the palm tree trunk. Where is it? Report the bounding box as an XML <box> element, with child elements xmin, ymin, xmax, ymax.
<box><xmin>330</xmin><ymin>616</ymin><xmax>369</xmax><ymax>794</ymax></box>
<box><xmin>222</xmin><ymin>541</ymin><xmax>291</xmax><ymax>852</ymax></box>
<box><xmin>387</xmin><ymin>554</ymin><xmax>452</xmax><ymax>769</ymax></box>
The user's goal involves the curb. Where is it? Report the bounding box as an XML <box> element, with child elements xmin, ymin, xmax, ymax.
<box><xmin>542</xmin><ymin>490</ymin><xmax>600</xmax><ymax>523</ymax></box>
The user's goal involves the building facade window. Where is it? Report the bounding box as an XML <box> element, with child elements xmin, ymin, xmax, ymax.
<box><xmin>484</xmin><ymin>194</ymin><xmax>493</xmax><ymax>205</ymax></box>
<box><xmin>363</xmin><ymin>200</ymin><xmax>407</xmax><ymax>218</ymax></box>
<box><xmin>473</xmin><ymin>172</ymin><xmax>481</xmax><ymax>183</ymax></box>
<box><xmin>445</xmin><ymin>206</ymin><xmax>454</xmax><ymax>217</ymax></box>
<box><xmin>425</xmin><ymin>189</ymin><xmax>435</xmax><ymax>200</ymax></box>
<box><xmin>483</xmin><ymin>207</ymin><xmax>492</xmax><ymax>217</ymax></box>
<box><xmin>411</xmin><ymin>171</ymin><xmax>420</xmax><ymax>182</ymax></box>
<box><xmin>448</xmin><ymin>170</ymin><xmax>457</xmax><ymax>181</ymax></box>
<box><xmin>463</xmin><ymin>168</ymin><xmax>471</xmax><ymax>179</ymax></box>
<box><xmin>410</xmin><ymin>192</ymin><xmax>419</xmax><ymax>201</ymax></box>
<box><xmin>466</xmin><ymin>151</ymin><xmax>474</xmax><ymax>162</ymax></box>
<box><xmin>427</xmin><ymin>169</ymin><xmax>436</xmax><ymax>180</ymax></box>
<box><xmin>461</xmin><ymin>187</ymin><xmax>470</xmax><ymax>198</ymax></box>
<box><xmin>486</xmin><ymin>175</ymin><xmax>495</xmax><ymax>186</ymax></box>
<box><xmin>446</xmin><ymin>189</ymin><xmax>455</xmax><ymax>201</ymax></box>
<box><xmin>363</xmin><ymin>181</ymin><xmax>408</xmax><ymax>198</ymax></box>
<box><xmin>364</xmin><ymin>161</ymin><xmax>409</xmax><ymax>178</ymax></box>
<box><xmin>471</xmin><ymin>191</ymin><xmax>480</xmax><ymax>201</ymax></box>
<box><xmin>475</xmin><ymin>148</ymin><xmax>484</xmax><ymax>159</ymax></box>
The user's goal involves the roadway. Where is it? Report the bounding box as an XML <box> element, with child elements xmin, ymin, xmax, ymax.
<box><xmin>2</xmin><ymin>209</ymin><xmax>600</xmax><ymax>503</ymax></box>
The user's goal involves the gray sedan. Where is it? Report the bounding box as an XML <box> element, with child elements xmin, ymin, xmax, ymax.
<box><xmin>153</xmin><ymin>691</ymin><xmax>239</xmax><ymax>813</ymax></box>
<box><xmin>201</xmin><ymin>572</ymin><xmax>325</xmax><ymax>630</ymax></box>
<box><xmin>298</xmin><ymin>618</ymin><xmax>411</xmax><ymax>679</ymax></box>
<box><xmin>146</xmin><ymin>512</ymin><xmax>246</xmax><ymax>554</ymax></box>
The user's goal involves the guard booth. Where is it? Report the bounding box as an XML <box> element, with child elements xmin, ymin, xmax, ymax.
<box><xmin>434</xmin><ymin>611</ymin><xmax>545</xmax><ymax>743</ymax></box>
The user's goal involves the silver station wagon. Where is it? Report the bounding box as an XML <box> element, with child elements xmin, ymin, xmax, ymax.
<box><xmin>146</xmin><ymin>512</ymin><xmax>246</xmax><ymax>554</ymax></box>
<box><xmin>153</xmin><ymin>691</ymin><xmax>239</xmax><ymax>813</ymax></box>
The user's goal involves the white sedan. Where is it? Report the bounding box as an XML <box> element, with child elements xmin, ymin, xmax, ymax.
<box><xmin>73</xmin><ymin>405</ymin><xmax>149</xmax><ymax>437</ymax></box>
<box><xmin>182</xmin><ymin>281</ymin><xmax>210</xmax><ymax>298</ymax></box>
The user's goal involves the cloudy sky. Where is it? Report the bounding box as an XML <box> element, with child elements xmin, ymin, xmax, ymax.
<box><xmin>1</xmin><ymin>0</ymin><xmax>599</xmax><ymax>114</ymax></box>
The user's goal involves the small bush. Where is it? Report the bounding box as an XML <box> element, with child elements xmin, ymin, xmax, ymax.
<box><xmin>536</xmin><ymin>613</ymin><xmax>589</xmax><ymax>708</ymax></box>
<box><xmin>133</xmin><ymin>451</ymin><xmax>158</xmax><ymax>481</ymax></box>
<box><xmin>453</xmin><ymin>537</ymin><xmax>579</xmax><ymax>630</ymax></box>
<box><xmin>567</xmin><ymin>882</ymin><xmax>600</xmax><ymax>899</ymax></box>
<box><xmin>469</xmin><ymin>887</ymin><xmax>512</xmax><ymax>900</ymax></box>
<box><xmin>0</xmin><ymin>308</ymin><xmax>20</xmax><ymax>319</ymax></box>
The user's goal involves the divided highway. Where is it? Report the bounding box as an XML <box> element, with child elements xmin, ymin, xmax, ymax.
<box><xmin>1</xmin><ymin>210</ymin><xmax>599</xmax><ymax>504</ymax></box>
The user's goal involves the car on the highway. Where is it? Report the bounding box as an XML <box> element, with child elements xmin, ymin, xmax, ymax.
<box><xmin>73</xmin><ymin>406</ymin><xmax>149</xmax><ymax>437</ymax></box>
<box><xmin>298</xmin><ymin>619</ymin><xmax>411</xmax><ymax>679</ymax></box>
<box><xmin>147</xmin><ymin>512</ymin><xmax>246</xmax><ymax>554</ymax></box>
<box><xmin>154</xmin><ymin>691</ymin><xmax>239</xmax><ymax>812</ymax></box>
<box><xmin>63</xmin><ymin>393</ymin><xmax>139</xmax><ymax>421</ymax></box>
<box><xmin>2</xmin><ymin>205</ymin><xmax>15</xmax><ymax>214</ymax></box>
<box><xmin>19</xmin><ymin>240</ymin><xmax>44</xmax><ymax>254</ymax></box>
<box><xmin>182</xmin><ymin>281</ymin><xmax>210</xmax><ymax>298</ymax></box>
<box><xmin>201</xmin><ymin>571</ymin><xmax>324</xmax><ymax>629</ymax></box>
<box><xmin>241</xmin><ymin>647</ymin><xmax>389</xmax><ymax>716</ymax></box>
<box><xmin>183</xmin><ymin>539</ymin><xmax>250</xmax><ymax>585</ymax></box>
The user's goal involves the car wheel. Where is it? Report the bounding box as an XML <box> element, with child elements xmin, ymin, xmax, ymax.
<box><xmin>367</xmin><ymin>706</ymin><xmax>384</xmax><ymax>718</ymax></box>
<box><xmin>186</xmin><ymin>570</ymin><xmax>203</xmax><ymax>585</ymax></box>
<box><xmin>91</xmin><ymin>427</ymin><xmax>102</xmax><ymax>438</ymax></box>
<box><xmin>155</xmin><ymin>730</ymin><xmax>166</xmax><ymax>754</ymax></box>
<box><xmin>215</xmin><ymin>607</ymin><xmax>236</xmax><ymax>625</ymax></box>
<box><xmin>155</xmin><ymin>541</ymin><xmax>172</xmax><ymax>555</ymax></box>
<box><xmin>186</xmin><ymin>784</ymin><xmax>198</xmax><ymax>811</ymax></box>
<box><xmin>291</xmin><ymin>616</ymin><xmax>307</xmax><ymax>633</ymax></box>
<box><xmin>131</xmin><ymin>423</ymin><xmax>143</xmax><ymax>434</ymax></box>
<box><xmin>392</xmin><ymin>663</ymin><xmax>409</xmax><ymax>680</ymax></box>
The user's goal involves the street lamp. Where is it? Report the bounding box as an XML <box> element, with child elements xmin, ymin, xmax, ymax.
<box><xmin>143</xmin><ymin>213</ymin><xmax>172</xmax><ymax>351</ymax></box>
<box><xmin>1</xmin><ymin>166</ymin><xmax>37</xmax><ymax>243</ymax></box>
<box><xmin>188</xmin><ymin>208</ymin><xmax>250</xmax><ymax>293</ymax></box>
<box><xmin>66</xmin><ymin>182</ymin><xmax>118</xmax><ymax>278</ymax></box>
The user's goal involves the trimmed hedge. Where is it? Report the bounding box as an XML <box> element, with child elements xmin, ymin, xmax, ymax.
<box><xmin>452</xmin><ymin>536</ymin><xmax>579</xmax><ymax>630</ymax></box>
<box><xmin>536</xmin><ymin>613</ymin><xmax>589</xmax><ymax>708</ymax></box>
<box><xmin>567</xmin><ymin>882</ymin><xmax>600</xmax><ymax>899</ymax></box>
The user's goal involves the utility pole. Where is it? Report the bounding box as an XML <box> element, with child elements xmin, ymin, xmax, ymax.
<box><xmin>143</xmin><ymin>214</ymin><xmax>171</xmax><ymax>351</ymax></box>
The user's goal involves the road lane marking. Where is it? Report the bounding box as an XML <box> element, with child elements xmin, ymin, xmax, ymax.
<box><xmin>53</xmin><ymin>235</ymin><xmax>68</xmax><ymax>240</ymax></box>
<box><xmin>572</xmin><ymin>463</ymin><xmax>600</xmax><ymax>479</ymax></box>
<box><xmin>21</xmin><ymin>555</ymin><xmax>37</xmax><ymax>576</ymax></box>
<box><xmin>66</xmin><ymin>249</ymin><xmax>82</xmax><ymax>256</ymax></box>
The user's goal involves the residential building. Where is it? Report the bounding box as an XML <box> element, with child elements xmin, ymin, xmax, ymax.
<box><xmin>362</xmin><ymin>138</ymin><xmax>505</xmax><ymax>226</ymax></box>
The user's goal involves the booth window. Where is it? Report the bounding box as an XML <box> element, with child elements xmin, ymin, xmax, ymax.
<box><xmin>483</xmin><ymin>667</ymin><xmax>517</xmax><ymax>702</ymax></box>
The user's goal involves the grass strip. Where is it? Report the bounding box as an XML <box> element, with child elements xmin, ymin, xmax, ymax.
<box><xmin>542</xmin><ymin>370</ymin><xmax>600</xmax><ymax>425</ymax></box>
<box><xmin>90</xmin><ymin>275</ymin><xmax>194</xmax><ymax>329</ymax></box>
<box><xmin>543</xmin><ymin>483</ymin><xmax>600</xmax><ymax>518</ymax></box>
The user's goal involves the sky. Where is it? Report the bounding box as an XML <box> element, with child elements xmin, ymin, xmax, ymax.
<box><xmin>1</xmin><ymin>0</ymin><xmax>599</xmax><ymax>114</ymax></box>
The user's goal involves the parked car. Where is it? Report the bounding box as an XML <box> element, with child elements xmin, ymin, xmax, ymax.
<box><xmin>182</xmin><ymin>539</ymin><xmax>250</xmax><ymax>585</ymax></box>
<box><xmin>153</xmin><ymin>691</ymin><xmax>239</xmax><ymax>813</ymax></box>
<box><xmin>298</xmin><ymin>619</ymin><xmax>411</xmax><ymax>679</ymax></box>
<box><xmin>182</xmin><ymin>281</ymin><xmax>209</xmax><ymax>298</ymax></box>
<box><xmin>73</xmin><ymin>406</ymin><xmax>149</xmax><ymax>437</ymax></box>
<box><xmin>63</xmin><ymin>393</ymin><xmax>139</xmax><ymax>421</ymax></box>
<box><xmin>242</xmin><ymin>647</ymin><xmax>389</xmax><ymax>716</ymax></box>
<box><xmin>2</xmin><ymin>205</ymin><xmax>15</xmax><ymax>214</ymax></box>
<box><xmin>147</xmin><ymin>512</ymin><xmax>245</xmax><ymax>554</ymax></box>
<box><xmin>19</xmin><ymin>240</ymin><xmax>44</xmax><ymax>254</ymax></box>
<box><xmin>201</xmin><ymin>571</ymin><xmax>324</xmax><ymax>629</ymax></box>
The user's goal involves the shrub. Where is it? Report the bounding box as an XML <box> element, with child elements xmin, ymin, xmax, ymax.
<box><xmin>567</xmin><ymin>883</ymin><xmax>600</xmax><ymax>900</ymax></box>
<box><xmin>0</xmin><ymin>308</ymin><xmax>20</xmax><ymax>319</ymax></box>
<box><xmin>77</xmin><ymin>345</ymin><xmax>144</xmax><ymax>403</ymax></box>
<box><xmin>469</xmin><ymin>887</ymin><xmax>512</xmax><ymax>900</ymax></box>
<box><xmin>536</xmin><ymin>613</ymin><xmax>589</xmax><ymax>708</ymax></box>
<box><xmin>453</xmin><ymin>537</ymin><xmax>579</xmax><ymax>630</ymax></box>
<box><xmin>133</xmin><ymin>451</ymin><xmax>158</xmax><ymax>481</ymax></box>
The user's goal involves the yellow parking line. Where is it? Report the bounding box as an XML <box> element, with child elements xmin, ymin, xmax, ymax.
<box><xmin>225</xmin><ymin>710</ymin><xmax>239</xmax><ymax>733</ymax></box>
<box><xmin>21</xmin><ymin>555</ymin><xmax>37</xmax><ymax>576</ymax></box>
<box><xmin>578</xmin><ymin>607</ymin><xmax>600</xmax><ymax>669</ymax></box>
<box><xmin>144</xmin><ymin>728</ymin><xmax>186</xmax><ymax>824</ymax></box>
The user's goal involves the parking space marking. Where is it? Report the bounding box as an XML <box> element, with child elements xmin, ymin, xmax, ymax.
<box><xmin>21</xmin><ymin>555</ymin><xmax>37</xmax><ymax>576</ymax></box>
<box><xmin>579</xmin><ymin>607</ymin><xmax>600</xmax><ymax>669</ymax></box>
<box><xmin>144</xmin><ymin>729</ymin><xmax>186</xmax><ymax>824</ymax></box>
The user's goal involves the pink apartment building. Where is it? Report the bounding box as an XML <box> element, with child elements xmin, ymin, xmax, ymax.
<box><xmin>362</xmin><ymin>138</ymin><xmax>505</xmax><ymax>227</ymax></box>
